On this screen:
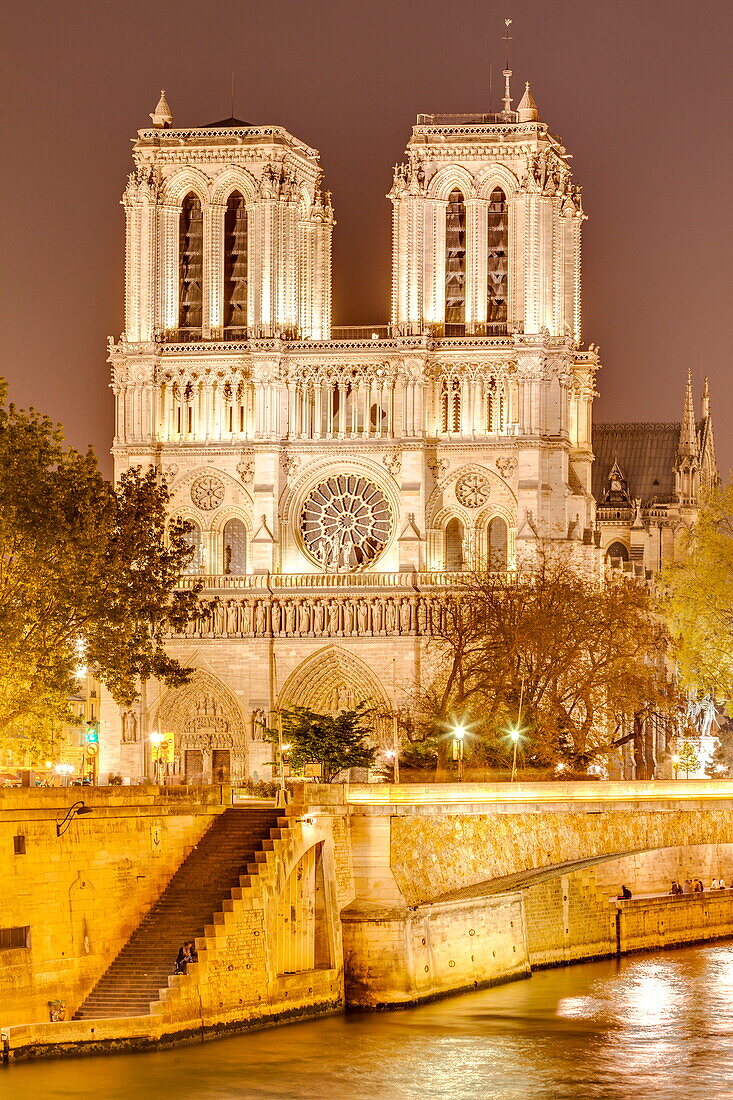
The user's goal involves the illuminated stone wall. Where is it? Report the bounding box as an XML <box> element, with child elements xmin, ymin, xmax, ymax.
<box><xmin>0</xmin><ymin>788</ymin><xmax>222</xmax><ymax>1026</ymax></box>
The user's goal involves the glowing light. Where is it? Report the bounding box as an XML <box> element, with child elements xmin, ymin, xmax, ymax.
<box><xmin>149</xmin><ymin>732</ymin><xmax>164</xmax><ymax>746</ymax></box>
<box><xmin>384</xmin><ymin>750</ymin><xmax>396</xmax><ymax>760</ymax></box>
<box><xmin>281</xmin><ymin>742</ymin><xmax>292</xmax><ymax>753</ymax></box>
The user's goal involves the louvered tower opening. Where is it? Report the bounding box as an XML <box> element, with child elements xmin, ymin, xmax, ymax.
<box><xmin>224</xmin><ymin>192</ymin><xmax>248</xmax><ymax>337</ymax></box>
<box><xmin>445</xmin><ymin>189</ymin><xmax>466</xmax><ymax>335</ymax></box>
<box><xmin>487</xmin><ymin>187</ymin><xmax>508</xmax><ymax>324</ymax></box>
<box><xmin>178</xmin><ymin>193</ymin><xmax>203</xmax><ymax>335</ymax></box>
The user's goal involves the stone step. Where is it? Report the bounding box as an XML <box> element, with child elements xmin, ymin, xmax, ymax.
<box><xmin>75</xmin><ymin>808</ymin><xmax>286</xmax><ymax>1018</ymax></box>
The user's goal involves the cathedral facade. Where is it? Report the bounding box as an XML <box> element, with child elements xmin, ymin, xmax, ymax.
<box><xmin>101</xmin><ymin>86</ymin><xmax>605</xmax><ymax>783</ymax></box>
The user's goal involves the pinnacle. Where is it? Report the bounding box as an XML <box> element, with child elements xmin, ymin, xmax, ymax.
<box><xmin>150</xmin><ymin>89</ymin><xmax>173</xmax><ymax>129</ymax></box>
<box><xmin>517</xmin><ymin>81</ymin><xmax>540</xmax><ymax>122</ymax></box>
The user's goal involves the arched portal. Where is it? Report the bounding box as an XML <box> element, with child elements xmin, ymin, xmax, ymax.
<box><xmin>278</xmin><ymin>647</ymin><xmax>392</xmax><ymax>747</ymax></box>
<box><xmin>157</xmin><ymin>670</ymin><xmax>247</xmax><ymax>782</ymax></box>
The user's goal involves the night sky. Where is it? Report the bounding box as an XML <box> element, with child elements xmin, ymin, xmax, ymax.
<box><xmin>1</xmin><ymin>0</ymin><xmax>731</xmax><ymax>476</ymax></box>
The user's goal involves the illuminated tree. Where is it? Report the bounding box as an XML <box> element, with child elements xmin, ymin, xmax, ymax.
<box><xmin>411</xmin><ymin>547</ymin><xmax>676</xmax><ymax>774</ymax></box>
<box><xmin>660</xmin><ymin>486</ymin><xmax>733</xmax><ymax>706</ymax></box>
<box><xmin>674</xmin><ymin>740</ymin><xmax>700</xmax><ymax>778</ymax></box>
<box><xmin>270</xmin><ymin>704</ymin><xmax>377</xmax><ymax>782</ymax></box>
<box><xmin>0</xmin><ymin>381</ymin><xmax>200</xmax><ymax>758</ymax></box>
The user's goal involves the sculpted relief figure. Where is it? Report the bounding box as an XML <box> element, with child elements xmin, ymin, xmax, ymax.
<box><xmin>357</xmin><ymin>598</ymin><xmax>369</xmax><ymax>635</ymax></box>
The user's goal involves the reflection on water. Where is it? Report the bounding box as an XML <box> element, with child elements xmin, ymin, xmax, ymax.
<box><xmin>3</xmin><ymin>942</ymin><xmax>733</xmax><ymax>1100</ymax></box>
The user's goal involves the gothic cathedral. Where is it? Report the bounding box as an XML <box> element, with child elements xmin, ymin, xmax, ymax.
<box><xmin>101</xmin><ymin>86</ymin><xmax>710</xmax><ymax>783</ymax></box>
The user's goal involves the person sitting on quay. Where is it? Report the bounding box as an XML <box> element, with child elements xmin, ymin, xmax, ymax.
<box><xmin>670</xmin><ymin>881</ymin><xmax>683</xmax><ymax>895</ymax></box>
<box><xmin>711</xmin><ymin>875</ymin><xmax>727</xmax><ymax>889</ymax></box>
<box><xmin>174</xmin><ymin>940</ymin><xmax>198</xmax><ymax>975</ymax></box>
<box><xmin>617</xmin><ymin>885</ymin><xmax>632</xmax><ymax>900</ymax></box>
<box><xmin>694</xmin><ymin>879</ymin><xmax>704</xmax><ymax>893</ymax></box>
<box><xmin>683</xmin><ymin>878</ymin><xmax>694</xmax><ymax>894</ymax></box>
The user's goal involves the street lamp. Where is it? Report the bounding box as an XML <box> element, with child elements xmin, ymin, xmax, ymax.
<box><xmin>54</xmin><ymin>763</ymin><xmax>74</xmax><ymax>787</ymax></box>
<box><xmin>56</xmin><ymin>800</ymin><xmax>92</xmax><ymax>837</ymax></box>
<box><xmin>508</xmin><ymin>726</ymin><xmax>520</xmax><ymax>782</ymax></box>
<box><xmin>384</xmin><ymin>749</ymin><xmax>398</xmax><ymax>783</ymax></box>
<box><xmin>452</xmin><ymin>724</ymin><xmax>466</xmax><ymax>782</ymax></box>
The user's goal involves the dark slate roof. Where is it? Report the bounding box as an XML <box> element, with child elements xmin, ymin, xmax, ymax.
<box><xmin>592</xmin><ymin>423</ymin><xmax>681</xmax><ymax>504</ymax></box>
<box><xmin>203</xmin><ymin>117</ymin><xmax>253</xmax><ymax>128</ymax></box>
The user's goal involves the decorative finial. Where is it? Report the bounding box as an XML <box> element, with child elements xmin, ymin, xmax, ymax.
<box><xmin>517</xmin><ymin>81</ymin><xmax>539</xmax><ymax>122</ymax></box>
<box><xmin>150</xmin><ymin>89</ymin><xmax>173</xmax><ymax>129</ymax></box>
<box><xmin>501</xmin><ymin>19</ymin><xmax>513</xmax><ymax>117</ymax></box>
<box><xmin>702</xmin><ymin>375</ymin><xmax>710</xmax><ymax>419</ymax></box>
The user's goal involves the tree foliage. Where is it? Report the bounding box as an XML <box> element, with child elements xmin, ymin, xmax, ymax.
<box><xmin>660</xmin><ymin>486</ymin><xmax>733</xmax><ymax>707</ymax></box>
<box><xmin>272</xmin><ymin>704</ymin><xmax>377</xmax><ymax>782</ymax></box>
<box><xmin>410</xmin><ymin>548</ymin><xmax>675</xmax><ymax>772</ymax></box>
<box><xmin>674</xmin><ymin>739</ymin><xmax>700</xmax><ymax>777</ymax></box>
<box><xmin>0</xmin><ymin>381</ymin><xmax>200</xmax><ymax>755</ymax></box>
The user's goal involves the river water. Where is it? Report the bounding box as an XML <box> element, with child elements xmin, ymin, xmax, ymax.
<box><xmin>3</xmin><ymin>943</ymin><xmax>733</xmax><ymax>1100</ymax></box>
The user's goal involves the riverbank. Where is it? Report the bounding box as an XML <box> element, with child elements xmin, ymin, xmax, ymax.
<box><xmin>3</xmin><ymin>941</ymin><xmax>733</xmax><ymax>1100</ymax></box>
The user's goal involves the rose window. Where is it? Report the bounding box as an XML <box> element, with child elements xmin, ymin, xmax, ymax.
<box><xmin>455</xmin><ymin>472</ymin><xmax>490</xmax><ymax>508</ymax></box>
<box><xmin>300</xmin><ymin>475</ymin><xmax>392</xmax><ymax>571</ymax></box>
<box><xmin>191</xmin><ymin>475</ymin><xmax>225</xmax><ymax>511</ymax></box>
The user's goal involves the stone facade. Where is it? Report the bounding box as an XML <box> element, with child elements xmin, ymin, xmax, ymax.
<box><xmin>593</xmin><ymin>371</ymin><xmax>718</xmax><ymax>575</ymax></box>
<box><xmin>101</xmin><ymin>86</ymin><xmax>604</xmax><ymax>783</ymax></box>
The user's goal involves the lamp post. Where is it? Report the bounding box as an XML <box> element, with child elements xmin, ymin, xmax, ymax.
<box><xmin>54</xmin><ymin>763</ymin><xmax>73</xmax><ymax>787</ymax></box>
<box><xmin>149</xmin><ymin>731</ymin><xmax>164</xmax><ymax>785</ymax></box>
<box><xmin>509</xmin><ymin>727</ymin><xmax>520</xmax><ymax>782</ymax></box>
<box><xmin>452</xmin><ymin>725</ymin><xmax>466</xmax><ymax>782</ymax></box>
<box><xmin>384</xmin><ymin>749</ymin><xmax>398</xmax><ymax>783</ymax></box>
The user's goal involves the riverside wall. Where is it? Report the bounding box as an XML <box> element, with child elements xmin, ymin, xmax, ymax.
<box><xmin>4</xmin><ymin>783</ymin><xmax>733</xmax><ymax>1062</ymax></box>
<box><xmin>0</xmin><ymin>787</ymin><xmax>224</xmax><ymax>1025</ymax></box>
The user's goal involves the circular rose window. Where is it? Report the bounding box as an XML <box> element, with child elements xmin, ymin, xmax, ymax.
<box><xmin>300</xmin><ymin>475</ymin><xmax>392</xmax><ymax>571</ymax></box>
<box><xmin>191</xmin><ymin>475</ymin><xmax>225</xmax><ymax>511</ymax></box>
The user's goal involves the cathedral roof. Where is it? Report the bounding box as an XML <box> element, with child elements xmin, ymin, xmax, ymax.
<box><xmin>592</xmin><ymin>423</ymin><xmax>682</xmax><ymax>504</ymax></box>
<box><xmin>203</xmin><ymin>117</ymin><xmax>253</xmax><ymax>127</ymax></box>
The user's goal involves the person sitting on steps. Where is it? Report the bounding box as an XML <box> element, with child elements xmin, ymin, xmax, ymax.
<box><xmin>174</xmin><ymin>940</ymin><xmax>198</xmax><ymax>975</ymax></box>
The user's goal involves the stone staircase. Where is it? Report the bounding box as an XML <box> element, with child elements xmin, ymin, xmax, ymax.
<box><xmin>73</xmin><ymin>807</ymin><xmax>281</xmax><ymax>1020</ymax></box>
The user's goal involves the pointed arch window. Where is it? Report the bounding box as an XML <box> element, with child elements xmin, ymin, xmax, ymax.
<box><xmin>486</xmin><ymin>382</ymin><xmax>506</xmax><ymax>433</ymax></box>
<box><xmin>487</xmin><ymin>188</ymin><xmax>508</xmax><ymax>326</ymax></box>
<box><xmin>486</xmin><ymin>517</ymin><xmax>508</xmax><ymax>571</ymax></box>
<box><xmin>179</xmin><ymin>193</ymin><xmax>203</xmax><ymax>335</ymax></box>
<box><xmin>440</xmin><ymin>379</ymin><xmax>462</xmax><ymax>433</ymax></box>
<box><xmin>445</xmin><ymin>189</ymin><xmax>466</xmax><ymax>334</ymax></box>
<box><xmin>445</xmin><ymin>518</ymin><xmax>465</xmax><ymax>571</ymax></box>
<box><xmin>224</xmin><ymin>192</ymin><xmax>248</xmax><ymax>336</ymax></box>
<box><xmin>179</xmin><ymin>520</ymin><xmax>203</xmax><ymax>575</ymax></box>
<box><xmin>223</xmin><ymin>519</ymin><xmax>247</xmax><ymax>575</ymax></box>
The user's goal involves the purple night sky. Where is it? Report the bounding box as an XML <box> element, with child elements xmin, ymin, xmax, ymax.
<box><xmin>1</xmin><ymin>0</ymin><xmax>731</xmax><ymax>475</ymax></box>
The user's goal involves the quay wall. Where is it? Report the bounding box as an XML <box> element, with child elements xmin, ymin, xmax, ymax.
<box><xmin>0</xmin><ymin>787</ymin><xmax>224</xmax><ymax>1026</ymax></box>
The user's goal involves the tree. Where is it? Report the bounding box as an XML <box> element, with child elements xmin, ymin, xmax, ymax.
<box><xmin>410</xmin><ymin>547</ymin><xmax>676</xmax><ymax>774</ymax></box>
<box><xmin>272</xmin><ymin>704</ymin><xmax>377</xmax><ymax>782</ymax></box>
<box><xmin>674</xmin><ymin>740</ymin><xmax>700</xmax><ymax>778</ymax></box>
<box><xmin>0</xmin><ymin>381</ymin><xmax>200</xmax><ymax>758</ymax></box>
<box><xmin>660</xmin><ymin>486</ymin><xmax>733</xmax><ymax>706</ymax></box>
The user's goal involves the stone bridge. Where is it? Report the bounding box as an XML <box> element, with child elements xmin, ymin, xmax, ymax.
<box><xmin>301</xmin><ymin>780</ymin><xmax>733</xmax><ymax>1007</ymax></box>
<box><xmin>4</xmin><ymin>781</ymin><xmax>733</xmax><ymax>1060</ymax></box>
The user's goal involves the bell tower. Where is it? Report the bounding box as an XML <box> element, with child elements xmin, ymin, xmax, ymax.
<box><xmin>389</xmin><ymin>82</ymin><xmax>585</xmax><ymax>341</ymax></box>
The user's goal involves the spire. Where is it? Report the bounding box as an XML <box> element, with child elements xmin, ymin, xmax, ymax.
<box><xmin>150</xmin><ymin>90</ymin><xmax>173</xmax><ymax>129</ymax></box>
<box><xmin>501</xmin><ymin>19</ymin><xmax>513</xmax><ymax>117</ymax></box>
<box><xmin>678</xmin><ymin>368</ymin><xmax>697</xmax><ymax>458</ymax></box>
<box><xmin>517</xmin><ymin>81</ymin><xmax>539</xmax><ymax>122</ymax></box>
<box><xmin>702</xmin><ymin>375</ymin><xmax>710</xmax><ymax>419</ymax></box>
